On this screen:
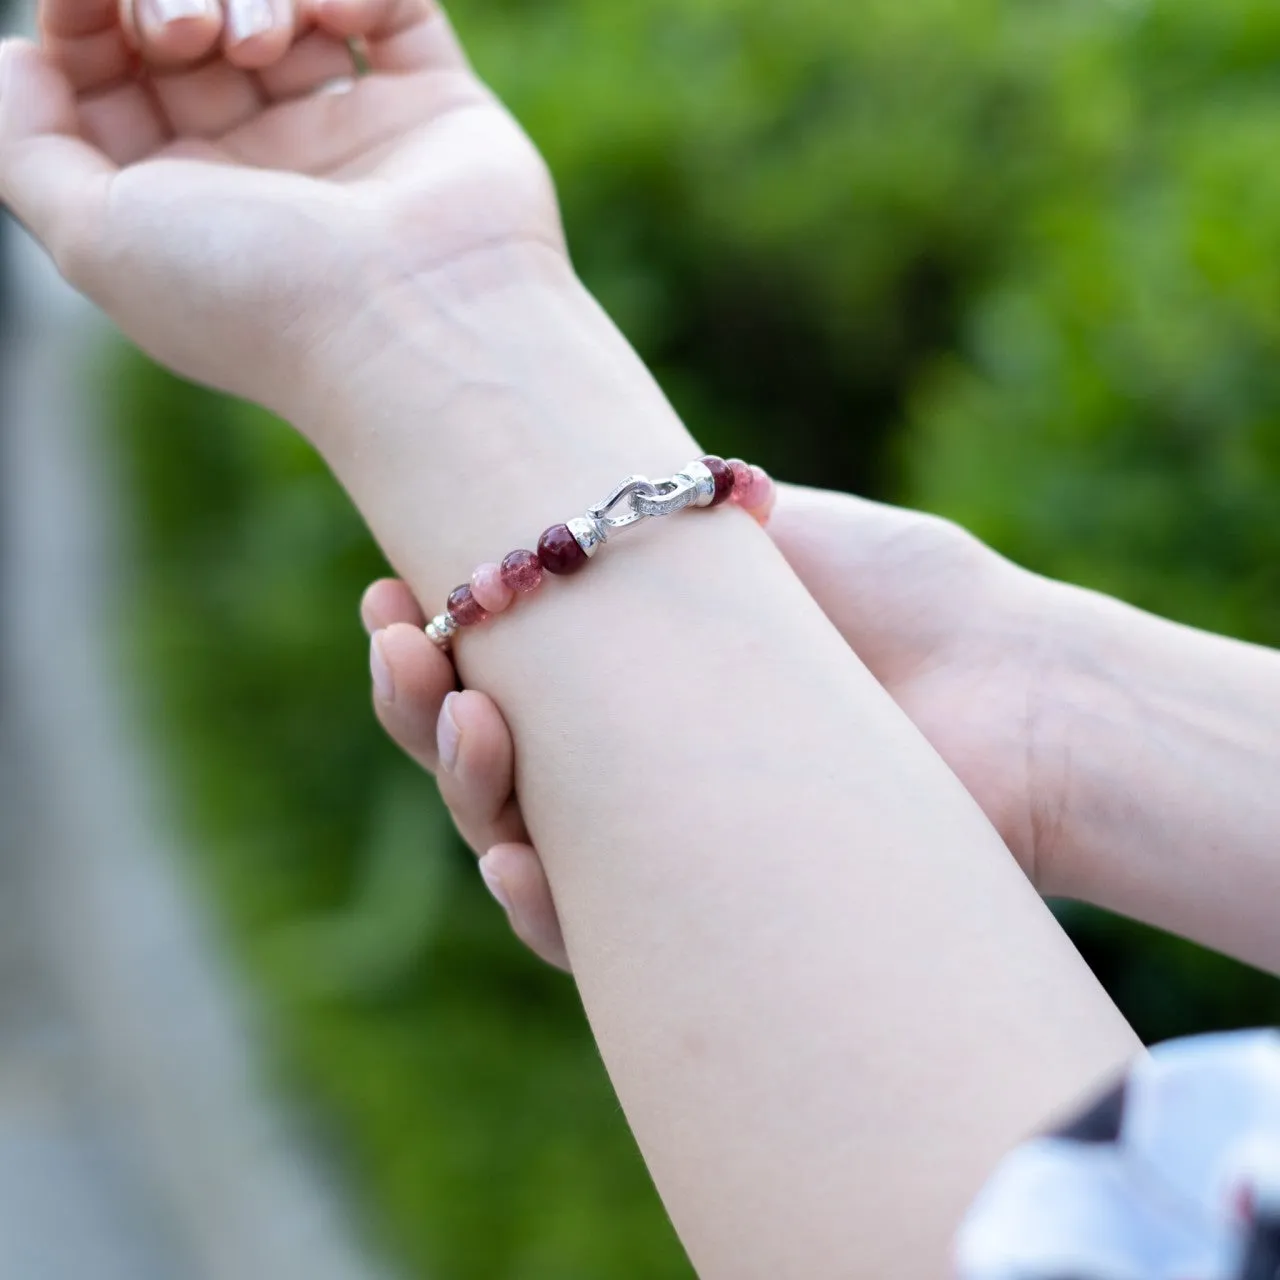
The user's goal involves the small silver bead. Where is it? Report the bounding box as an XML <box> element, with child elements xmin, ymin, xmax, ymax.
<box><xmin>426</xmin><ymin>613</ymin><xmax>457</xmax><ymax>649</ymax></box>
<box><xmin>567</xmin><ymin>515</ymin><xmax>604</xmax><ymax>557</ymax></box>
<box><xmin>680</xmin><ymin>459</ymin><xmax>716</xmax><ymax>507</ymax></box>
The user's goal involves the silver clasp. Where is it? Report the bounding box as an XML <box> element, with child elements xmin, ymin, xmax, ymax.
<box><xmin>586</xmin><ymin>471</ymin><xmax>701</xmax><ymax>536</ymax></box>
<box><xmin>587</xmin><ymin>475</ymin><xmax>660</xmax><ymax>533</ymax></box>
<box><xmin>631</xmin><ymin>473</ymin><xmax>700</xmax><ymax>518</ymax></box>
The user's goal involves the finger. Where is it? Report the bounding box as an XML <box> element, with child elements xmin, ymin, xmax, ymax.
<box><xmin>137</xmin><ymin>0</ymin><xmax>275</xmax><ymax>136</ymax></box>
<box><xmin>41</xmin><ymin>0</ymin><xmax>118</xmax><ymax>42</ymax></box>
<box><xmin>149</xmin><ymin>57</ymin><xmax>263</xmax><ymax>137</ymax></box>
<box><xmin>124</xmin><ymin>0</ymin><xmax>224</xmax><ymax>69</ymax></box>
<box><xmin>0</xmin><ymin>39</ymin><xmax>117</xmax><ymax>270</ymax></box>
<box><xmin>40</xmin><ymin>0</ymin><xmax>134</xmax><ymax>94</ymax></box>
<box><xmin>39</xmin><ymin>0</ymin><xmax>181</xmax><ymax>163</ymax></box>
<box><xmin>256</xmin><ymin>28</ymin><xmax>357</xmax><ymax>100</ymax></box>
<box><xmin>360</xmin><ymin>577</ymin><xmax>426</xmax><ymax>634</ymax></box>
<box><xmin>767</xmin><ymin>483</ymin><xmax>989</xmax><ymax>679</ymax></box>
<box><xmin>310</xmin><ymin>0</ymin><xmax>468</xmax><ymax>74</ymax></box>
<box><xmin>768</xmin><ymin>482</ymin><xmax>958</xmax><ymax>582</ymax></box>
<box><xmin>221</xmin><ymin>0</ymin><xmax>298</xmax><ymax>70</ymax></box>
<box><xmin>370</xmin><ymin>622</ymin><xmax>455</xmax><ymax>774</ymax></box>
<box><xmin>43</xmin><ymin>27</ymin><xmax>134</xmax><ymax>96</ymax></box>
<box><xmin>36</xmin><ymin>0</ymin><xmax>169</xmax><ymax>163</ymax></box>
<box><xmin>479</xmin><ymin>845</ymin><xmax>570</xmax><ymax>972</ymax></box>
<box><xmin>435</xmin><ymin>689</ymin><xmax>527</xmax><ymax>856</ymax></box>
<box><xmin>76</xmin><ymin>77</ymin><xmax>170</xmax><ymax>163</ymax></box>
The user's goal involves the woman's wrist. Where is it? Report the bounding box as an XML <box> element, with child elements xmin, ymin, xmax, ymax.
<box><xmin>1019</xmin><ymin>578</ymin><xmax>1118</xmax><ymax>903</ymax></box>
<box><xmin>1033</xmin><ymin>581</ymin><xmax>1188</xmax><ymax>907</ymax></box>
<box><xmin>1025</xmin><ymin>578</ymin><xmax>1189</xmax><ymax>907</ymax></box>
<box><xmin>282</xmin><ymin>278</ymin><xmax>1137</xmax><ymax>1273</ymax></box>
<box><xmin>286</xmin><ymin>267</ymin><xmax>700</xmax><ymax>605</ymax></box>
<box><xmin>1034</xmin><ymin>579</ymin><xmax>1280</xmax><ymax>971</ymax></box>
<box><xmin>283</xmin><ymin>243</ymin><xmax>584</xmax><ymax>439</ymax></box>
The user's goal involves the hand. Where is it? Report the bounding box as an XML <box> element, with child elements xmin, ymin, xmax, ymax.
<box><xmin>362</xmin><ymin>482</ymin><xmax>1069</xmax><ymax>972</ymax></box>
<box><xmin>0</xmin><ymin>0</ymin><xmax>563</xmax><ymax>416</ymax></box>
<box><xmin>362</xmin><ymin>575</ymin><xmax>572</xmax><ymax>969</ymax></box>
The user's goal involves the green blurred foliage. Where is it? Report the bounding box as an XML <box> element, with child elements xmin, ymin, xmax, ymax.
<box><xmin>112</xmin><ymin>0</ymin><xmax>1280</xmax><ymax>1273</ymax></box>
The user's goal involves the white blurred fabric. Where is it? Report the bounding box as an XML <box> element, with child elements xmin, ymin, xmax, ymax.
<box><xmin>956</xmin><ymin>1030</ymin><xmax>1280</xmax><ymax>1280</ymax></box>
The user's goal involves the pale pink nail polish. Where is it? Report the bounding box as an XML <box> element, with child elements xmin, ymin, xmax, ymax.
<box><xmin>370</xmin><ymin>631</ymin><xmax>394</xmax><ymax>703</ymax></box>
<box><xmin>438</xmin><ymin>691</ymin><xmax>460</xmax><ymax>771</ymax></box>
<box><xmin>228</xmin><ymin>0</ymin><xmax>273</xmax><ymax>41</ymax></box>
<box><xmin>479</xmin><ymin>856</ymin><xmax>512</xmax><ymax>914</ymax></box>
<box><xmin>146</xmin><ymin>0</ymin><xmax>215</xmax><ymax>27</ymax></box>
<box><xmin>0</xmin><ymin>41</ymin><xmax>17</xmax><ymax>98</ymax></box>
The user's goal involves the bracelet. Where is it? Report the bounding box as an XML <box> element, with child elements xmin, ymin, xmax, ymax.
<box><xmin>424</xmin><ymin>455</ymin><xmax>776</xmax><ymax>649</ymax></box>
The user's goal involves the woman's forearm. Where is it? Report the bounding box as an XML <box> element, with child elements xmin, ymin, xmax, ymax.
<box><xmin>1044</xmin><ymin>582</ymin><xmax>1280</xmax><ymax>974</ymax></box>
<box><xmin>300</xmin><ymin>272</ymin><xmax>1138</xmax><ymax>1278</ymax></box>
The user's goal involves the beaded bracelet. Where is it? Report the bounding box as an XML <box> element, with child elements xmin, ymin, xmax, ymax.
<box><xmin>425</xmin><ymin>455</ymin><xmax>775</xmax><ymax>649</ymax></box>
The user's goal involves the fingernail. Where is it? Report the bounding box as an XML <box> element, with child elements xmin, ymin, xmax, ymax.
<box><xmin>0</xmin><ymin>41</ymin><xmax>15</xmax><ymax>99</ymax></box>
<box><xmin>479</xmin><ymin>855</ymin><xmax>512</xmax><ymax>915</ymax></box>
<box><xmin>437</xmin><ymin>691</ymin><xmax>460</xmax><ymax>772</ymax></box>
<box><xmin>142</xmin><ymin>0</ymin><xmax>215</xmax><ymax>27</ymax></box>
<box><xmin>227</xmin><ymin>0</ymin><xmax>274</xmax><ymax>42</ymax></box>
<box><xmin>370</xmin><ymin>631</ymin><xmax>394</xmax><ymax>703</ymax></box>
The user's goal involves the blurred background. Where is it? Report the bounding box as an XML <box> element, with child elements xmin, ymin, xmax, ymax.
<box><xmin>4</xmin><ymin>0</ymin><xmax>1280</xmax><ymax>1275</ymax></box>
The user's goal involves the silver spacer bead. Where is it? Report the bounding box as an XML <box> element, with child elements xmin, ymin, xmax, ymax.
<box><xmin>425</xmin><ymin>612</ymin><xmax>457</xmax><ymax>649</ymax></box>
<box><xmin>567</xmin><ymin>515</ymin><xmax>604</xmax><ymax>557</ymax></box>
<box><xmin>679</xmin><ymin>459</ymin><xmax>716</xmax><ymax>507</ymax></box>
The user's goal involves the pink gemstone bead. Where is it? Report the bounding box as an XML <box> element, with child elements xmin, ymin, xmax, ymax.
<box><xmin>727</xmin><ymin>458</ymin><xmax>754</xmax><ymax>503</ymax></box>
<box><xmin>537</xmin><ymin>524</ymin><xmax>588</xmax><ymax>575</ymax></box>
<box><xmin>470</xmin><ymin>562</ymin><xmax>514</xmax><ymax>614</ymax></box>
<box><xmin>699</xmin><ymin>455</ymin><xmax>735</xmax><ymax>506</ymax></box>
<box><xmin>500</xmin><ymin>548</ymin><xmax>544</xmax><ymax>594</ymax></box>
<box><xmin>446</xmin><ymin>583</ymin><xmax>488</xmax><ymax>627</ymax></box>
<box><xmin>745</xmin><ymin>465</ymin><xmax>776</xmax><ymax>523</ymax></box>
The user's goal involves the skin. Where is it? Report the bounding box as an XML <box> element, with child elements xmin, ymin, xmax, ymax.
<box><xmin>361</xmin><ymin>482</ymin><xmax>1048</xmax><ymax>974</ymax></box>
<box><xmin>1</xmin><ymin>6</ymin><xmax>1140</xmax><ymax>1275</ymax></box>
<box><xmin>368</xmin><ymin>483</ymin><xmax>1280</xmax><ymax>978</ymax></box>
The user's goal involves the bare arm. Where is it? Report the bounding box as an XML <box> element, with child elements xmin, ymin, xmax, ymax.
<box><xmin>299</xmin><ymin>271</ymin><xmax>1139</xmax><ymax>1277</ymax></box>
<box><xmin>750</xmin><ymin>486</ymin><xmax>1280</xmax><ymax>975</ymax></box>
<box><xmin>721</xmin><ymin>486</ymin><xmax>1280</xmax><ymax>976</ymax></box>
<box><xmin>1040</xmin><ymin>582</ymin><xmax>1280</xmax><ymax>975</ymax></box>
<box><xmin>370</xmin><ymin>479</ymin><xmax>1280</xmax><ymax>988</ymax></box>
<box><xmin>0</xmin><ymin>16</ymin><xmax>1138</xmax><ymax>1271</ymax></box>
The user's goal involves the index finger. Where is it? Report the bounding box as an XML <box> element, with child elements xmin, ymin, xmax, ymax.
<box><xmin>40</xmin><ymin>0</ymin><xmax>134</xmax><ymax>97</ymax></box>
<box><xmin>40</xmin><ymin>0</ymin><xmax>118</xmax><ymax>41</ymax></box>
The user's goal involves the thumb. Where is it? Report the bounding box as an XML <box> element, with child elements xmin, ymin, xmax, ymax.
<box><xmin>0</xmin><ymin>38</ymin><xmax>115</xmax><ymax>275</ymax></box>
<box><xmin>768</xmin><ymin>482</ymin><xmax>990</xmax><ymax>678</ymax></box>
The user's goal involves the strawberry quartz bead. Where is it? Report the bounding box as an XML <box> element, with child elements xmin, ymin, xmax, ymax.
<box><xmin>537</xmin><ymin>524</ymin><xmax>588</xmax><ymax>575</ymax></box>
<box><xmin>446</xmin><ymin>583</ymin><xmax>488</xmax><ymax>627</ymax></box>
<box><xmin>727</xmin><ymin>458</ymin><xmax>754</xmax><ymax>502</ymax></box>
<box><xmin>500</xmin><ymin>548</ymin><xmax>544</xmax><ymax>593</ymax></box>
<box><xmin>700</xmin><ymin>455</ymin><xmax>735</xmax><ymax>505</ymax></box>
<box><xmin>470</xmin><ymin>562</ymin><xmax>514</xmax><ymax>614</ymax></box>
<box><xmin>746</xmin><ymin>465</ymin><xmax>776</xmax><ymax>523</ymax></box>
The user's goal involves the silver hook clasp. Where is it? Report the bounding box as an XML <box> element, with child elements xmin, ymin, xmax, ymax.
<box><xmin>584</xmin><ymin>461</ymin><xmax>714</xmax><ymax>539</ymax></box>
<box><xmin>630</xmin><ymin>473</ymin><xmax>700</xmax><ymax>518</ymax></box>
<box><xmin>587</xmin><ymin>475</ymin><xmax>660</xmax><ymax>533</ymax></box>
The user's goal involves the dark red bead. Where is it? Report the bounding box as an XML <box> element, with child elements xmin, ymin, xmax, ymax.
<box><xmin>500</xmin><ymin>548</ymin><xmax>544</xmax><ymax>593</ymax></box>
<box><xmin>537</xmin><ymin>523</ymin><xmax>588</xmax><ymax>575</ymax></box>
<box><xmin>446</xmin><ymin>583</ymin><xmax>488</xmax><ymax>626</ymax></box>
<box><xmin>701</xmin><ymin>455</ymin><xmax>734</xmax><ymax>505</ymax></box>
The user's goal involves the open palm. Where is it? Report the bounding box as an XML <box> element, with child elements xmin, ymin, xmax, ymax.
<box><xmin>1</xmin><ymin>0</ymin><xmax>562</xmax><ymax>409</ymax></box>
